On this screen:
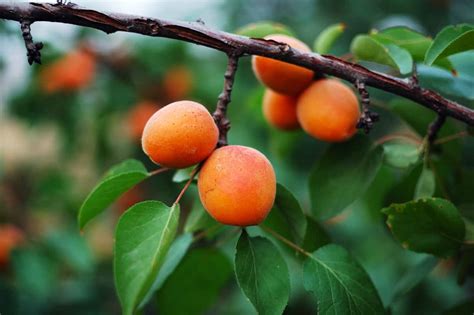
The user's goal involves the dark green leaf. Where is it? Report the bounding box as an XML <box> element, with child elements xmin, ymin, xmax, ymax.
<box><xmin>139</xmin><ymin>233</ymin><xmax>193</xmax><ymax>309</ymax></box>
<box><xmin>236</xmin><ymin>21</ymin><xmax>294</xmax><ymax>38</ymax></box>
<box><xmin>414</xmin><ymin>166</ymin><xmax>436</xmax><ymax>199</ymax></box>
<box><xmin>314</xmin><ymin>23</ymin><xmax>345</xmax><ymax>54</ymax></box>
<box><xmin>262</xmin><ymin>184</ymin><xmax>307</xmax><ymax>245</ymax></box>
<box><xmin>425</xmin><ymin>24</ymin><xmax>474</xmax><ymax>66</ymax></box>
<box><xmin>303</xmin><ymin>244</ymin><xmax>385</xmax><ymax>315</ymax></box>
<box><xmin>78</xmin><ymin>159</ymin><xmax>149</xmax><ymax>230</ymax></box>
<box><xmin>156</xmin><ymin>248</ymin><xmax>232</xmax><ymax>315</ymax></box>
<box><xmin>382</xmin><ymin>141</ymin><xmax>421</xmax><ymax>169</ymax></box>
<box><xmin>382</xmin><ymin>198</ymin><xmax>465</xmax><ymax>257</ymax></box>
<box><xmin>114</xmin><ymin>201</ymin><xmax>180</xmax><ymax>315</ymax></box>
<box><xmin>235</xmin><ymin>231</ymin><xmax>290</xmax><ymax>315</ymax></box>
<box><xmin>302</xmin><ymin>217</ymin><xmax>331</xmax><ymax>252</ymax></box>
<box><xmin>442</xmin><ymin>299</ymin><xmax>474</xmax><ymax>315</ymax></box>
<box><xmin>309</xmin><ymin>135</ymin><xmax>384</xmax><ymax>219</ymax></box>
<box><xmin>351</xmin><ymin>34</ymin><xmax>413</xmax><ymax>74</ymax></box>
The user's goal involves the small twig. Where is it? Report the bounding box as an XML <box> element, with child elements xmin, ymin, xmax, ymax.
<box><xmin>260</xmin><ymin>225</ymin><xmax>311</xmax><ymax>257</ymax></box>
<box><xmin>355</xmin><ymin>80</ymin><xmax>379</xmax><ymax>133</ymax></box>
<box><xmin>173</xmin><ymin>164</ymin><xmax>201</xmax><ymax>205</ymax></box>
<box><xmin>213</xmin><ymin>53</ymin><xmax>240</xmax><ymax>146</ymax></box>
<box><xmin>374</xmin><ymin>133</ymin><xmax>423</xmax><ymax>146</ymax></box>
<box><xmin>149</xmin><ymin>167</ymin><xmax>169</xmax><ymax>176</ymax></box>
<box><xmin>20</xmin><ymin>20</ymin><xmax>43</xmax><ymax>65</ymax></box>
<box><xmin>427</xmin><ymin>114</ymin><xmax>447</xmax><ymax>145</ymax></box>
<box><xmin>434</xmin><ymin>130</ymin><xmax>468</xmax><ymax>145</ymax></box>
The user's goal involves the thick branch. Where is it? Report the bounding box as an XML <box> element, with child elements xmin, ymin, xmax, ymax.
<box><xmin>1</xmin><ymin>2</ymin><xmax>473</xmax><ymax>125</ymax></box>
<box><xmin>213</xmin><ymin>54</ymin><xmax>239</xmax><ymax>146</ymax></box>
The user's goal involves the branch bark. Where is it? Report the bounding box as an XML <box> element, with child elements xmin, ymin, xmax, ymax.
<box><xmin>1</xmin><ymin>2</ymin><xmax>473</xmax><ymax>126</ymax></box>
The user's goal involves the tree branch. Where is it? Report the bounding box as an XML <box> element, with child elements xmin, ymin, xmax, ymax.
<box><xmin>1</xmin><ymin>2</ymin><xmax>473</xmax><ymax>126</ymax></box>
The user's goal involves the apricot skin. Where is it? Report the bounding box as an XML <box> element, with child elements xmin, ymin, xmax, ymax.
<box><xmin>252</xmin><ymin>34</ymin><xmax>313</xmax><ymax>95</ymax></box>
<box><xmin>297</xmin><ymin>79</ymin><xmax>360</xmax><ymax>142</ymax></box>
<box><xmin>0</xmin><ymin>224</ymin><xmax>24</xmax><ymax>268</ymax></box>
<box><xmin>263</xmin><ymin>89</ymin><xmax>299</xmax><ymax>130</ymax></box>
<box><xmin>142</xmin><ymin>101</ymin><xmax>218</xmax><ymax>169</ymax></box>
<box><xmin>198</xmin><ymin>145</ymin><xmax>276</xmax><ymax>226</ymax></box>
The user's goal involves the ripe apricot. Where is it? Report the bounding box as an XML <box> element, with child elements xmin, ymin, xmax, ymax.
<box><xmin>297</xmin><ymin>79</ymin><xmax>360</xmax><ymax>142</ymax></box>
<box><xmin>40</xmin><ymin>48</ymin><xmax>96</xmax><ymax>93</ymax></box>
<box><xmin>128</xmin><ymin>100</ymin><xmax>161</xmax><ymax>140</ymax></box>
<box><xmin>252</xmin><ymin>34</ymin><xmax>313</xmax><ymax>95</ymax></box>
<box><xmin>198</xmin><ymin>145</ymin><xmax>276</xmax><ymax>226</ymax></box>
<box><xmin>262</xmin><ymin>89</ymin><xmax>299</xmax><ymax>130</ymax></box>
<box><xmin>163</xmin><ymin>66</ymin><xmax>193</xmax><ymax>101</ymax></box>
<box><xmin>142</xmin><ymin>101</ymin><xmax>218</xmax><ymax>169</ymax></box>
<box><xmin>0</xmin><ymin>224</ymin><xmax>24</xmax><ymax>267</ymax></box>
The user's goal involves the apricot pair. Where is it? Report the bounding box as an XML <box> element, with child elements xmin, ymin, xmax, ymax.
<box><xmin>253</xmin><ymin>34</ymin><xmax>360</xmax><ymax>142</ymax></box>
<box><xmin>141</xmin><ymin>101</ymin><xmax>276</xmax><ymax>226</ymax></box>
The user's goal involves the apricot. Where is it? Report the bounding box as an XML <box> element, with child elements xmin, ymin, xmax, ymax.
<box><xmin>262</xmin><ymin>89</ymin><xmax>299</xmax><ymax>130</ymax></box>
<box><xmin>40</xmin><ymin>48</ymin><xmax>96</xmax><ymax>93</ymax></box>
<box><xmin>128</xmin><ymin>100</ymin><xmax>161</xmax><ymax>140</ymax></box>
<box><xmin>252</xmin><ymin>34</ymin><xmax>313</xmax><ymax>95</ymax></box>
<box><xmin>0</xmin><ymin>224</ymin><xmax>24</xmax><ymax>267</ymax></box>
<box><xmin>297</xmin><ymin>79</ymin><xmax>360</xmax><ymax>142</ymax></box>
<box><xmin>142</xmin><ymin>101</ymin><xmax>218</xmax><ymax>169</ymax></box>
<box><xmin>198</xmin><ymin>145</ymin><xmax>276</xmax><ymax>226</ymax></box>
<box><xmin>163</xmin><ymin>66</ymin><xmax>193</xmax><ymax>101</ymax></box>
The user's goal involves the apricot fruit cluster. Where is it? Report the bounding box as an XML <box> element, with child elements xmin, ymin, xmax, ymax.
<box><xmin>252</xmin><ymin>34</ymin><xmax>360</xmax><ymax>142</ymax></box>
<box><xmin>141</xmin><ymin>101</ymin><xmax>276</xmax><ymax>226</ymax></box>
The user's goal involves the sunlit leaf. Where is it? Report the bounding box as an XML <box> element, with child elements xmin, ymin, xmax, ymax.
<box><xmin>425</xmin><ymin>24</ymin><xmax>474</xmax><ymax>66</ymax></box>
<box><xmin>383</xmin><ymin>141</ymin><xmax>421</xmax><ymax>169</ymax></box>
<box><xmin>314</xmin><ymin>23</ymin><xmax>345</xmax><ymax>54</ymax></box>
<box><xmin>236</xmin><ymin>21</ymin><xmax>294</xmax><ymax>38</ymax></box>
<box><xmin>414</xmin><ymin>166</ymin><xmax>436</xmax><ymax>199</ymax></box>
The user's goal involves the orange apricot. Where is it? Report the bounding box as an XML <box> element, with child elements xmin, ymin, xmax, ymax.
<box><xmin>198</xmin><ymin>145</ymin><xmax>276</xmax><ymax>226</ymax></box>
<box><xmin>163</xmin><ymin>66</ymin><xmax>193</xmax><ymax>101</ymax></box>
<box><xmin>252</xmin><ymin>34</ymin><xmax>313</xmax><ymax>95</ymax></box>
<box><xmin>128</xmin><ymin>100</ymin><xmax>161</xmax><ymax>140</ymax></box>
<box><xmin>262</xmin><ymin>89</ymin><xmax>299</xmax><ymax>130</ymax></box>
<box><xmin>142</xmin><ymin>100</ymin><xmax>218</xmax><ymax>169</ymax></box>
<box><xmin>297</xmin><ymin>78</ymin><xmax>360</xmax><ymax>142</ymax></box>
<box><xmin>0</xmin><ymin>224</ymin><xmax>24</xmax><ymax>267</ymax></box>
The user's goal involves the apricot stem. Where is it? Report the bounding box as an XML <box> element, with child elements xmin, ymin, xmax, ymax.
<box><xmin>260</xmin><ymin>225</ymin><xmax>312</xmax><ymax>257</ymax></box>
<box><xmin>173</xmin><ymin>164</ymin><xmax>201</xmax><ymax>205</ymax></box>
<box><xmin>149</xmin><ymin>167</ymin><xmax>169</xmax><ymax>176</ymax></box>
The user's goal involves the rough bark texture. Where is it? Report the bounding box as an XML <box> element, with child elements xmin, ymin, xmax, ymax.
<box><xmin>0</xmin><ymin>2</ymin><xmax>473</xmax><ymax>126</ymax></box>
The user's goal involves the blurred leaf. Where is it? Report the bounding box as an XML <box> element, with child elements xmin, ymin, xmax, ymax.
<box><xmin>382</xmin><ymin>198</ymin><xmax>465</xmax><ymax>257</ymax></box>
<box><xmin>351</xmin><ymin>34</ymin><xmax>413</xmax><ymax>74</ymax></box>
<box><xmin>390</xmin><ymin>256</ymin><xmax>438</xmax><ymax>303</ymax></box>
<box><xmin>156</xmin><ymin>248</ymin><xmax>232</xmax><ymax>315</ymax></box>
<box><xmin>172</xmin><ymin>167</ymin><xmax>195</xmax><ymax>183</ymax></box>
<box><xmin>78</xmin><ymin>159</ymin><xmax>149</xmax><ymax>230</ymax></box>
<box><xmin>303</xmin><ymin>244</ymin><xmax>385</xmax><ymax>315</ymax></box>
<box><xmin>262</xmin><ymin>184</ymin><xmax>307</xmax><ymax>245</ymax></box>
<box><xmin>425</xmin><ymin>24</ymin><xmax>474</xmax><ymax>66</ymax></box>
<box><xmin>442</xmin><ymin>299</ymin><xmax>474</xmax><ymax>315</ymax></box>
<box><xmin>139</xmin><ymin>233</ymin><xmax>192</xmax><ymax>309</ymax></box>
<box><xmin>302</xmin><ymin>217</ymin><xmax>331</xmax><ymax>252</ymax></box>
<box><xmin>235</xmin><ymin>231</ymin><xmax>290</xmax><ymax>315</ymax></box>
<box><xmin>313</xmin><ymin>23</ymin><xmax>345</xmax><ymax>54</ymax></box>
<box><xmin>114</xmin><ymin>201</ymin><xmax>179</xmax><ymax>315</ymax></box>
<box><xmin>414</xmin><ymin>166</ymin><xmax>436</xmax><ymax>199</ymax></box>
<box><xmin>309</xmin><ymin>135</ymin><xmax>384</xmax><ymax>219</ymax></box>
<box><xmin>236</xmin><ymin>21</ymin><xmax>294</xmax><ymax>38</ymax></box>
<box><xmin>184</xmin><ymin>201</ymin><xmax>216</xmax><ymax>233</ymax></box>
<box><xmin>383</xmin><ymin>141</ymin><xmax>421</xmax><ymax>169</ymax></box>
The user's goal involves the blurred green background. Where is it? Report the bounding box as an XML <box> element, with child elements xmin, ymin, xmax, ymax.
<box><xmin>0</xmin><ymin>0</ymin><xmax>473</xmax><ymax>314</ymax></box>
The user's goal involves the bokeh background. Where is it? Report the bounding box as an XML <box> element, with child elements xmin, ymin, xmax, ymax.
<box><xmin>1</xmin><ymin>0</ymin><xmax>473</xmax><ymax>314</ymax></box>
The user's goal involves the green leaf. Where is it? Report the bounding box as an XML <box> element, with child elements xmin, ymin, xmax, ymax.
<box><xmin>314</xmin><ymin>23</ymin><xmax>345</xmax><ymax>54</ymax></box>
<box><xmin>172</xmin><ymin>167</ymin><xmax>195</xmax><ymax>183</ymax></box>
<box><xmin>78</xmin><ymin>159</ymin><xmax>149</xmax><ymax>230</ymax></box>
<box><xmin>138</xmin><ymin>233</ymin><xmax>193</xmax><ymax>309</ymax></box>
<box><xmin>184</xmin><ymin>202</ymin><xmax>216</xmax><ymax>234</ymax></box>
<box><xmin>382</xmin><ymin>198</ymin><xmax>465</xmax><ymax>257</ymax></box>
<box><xmin>114</xmin><ymin>201</ymin><xmax>180</xmax><ymax>315</ymax></box>
<box><xmin>414</xmin><ymin>166</ymin><xmax>436</xmax><ymax>199</ymax></box>
<box><xmin>261</xmin><ymin>184</ymin><xmax>307</xmax><ymax>245</ymax></box>
<box><xmin>236</xmin><ymin>21</ymin><xmax>294</xmax><ymax>38</ymax></box>
<box><xmin>382</xmin><ymin>141</ymin><xmax>421</xmax><ymax>169</ymax></box>
<box><xmin>302</xmin><ymin>217</ymin><xmax>331</xmax><ymax>252</ymax></box>
<box><xmin>309</xmin><ymin>135</ymin><xmax>384</xmax><ymax>219</ymax></box>
<box><xmin>425</xmin><ymin>24</ymin><xmax>474</xmax><ymax>66</ymax></box>
<box><xmin>235</xmin><ymin>231</ymin><xmax>290</xmax><ymax>315</ymax></box>
<box><xmin>156</xmin><ymin>248</ymin><xmax>232</xmax><ymax>315</ymax></box>
<box><xmin>351</xmin><ymin>34</ymin><xmax>413</xmax><ymax>74</ymax></box>
<box><xmin>303</xmin><ymin>244</ymin><xmax>385</xmax><ymax>315</ymax></box>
